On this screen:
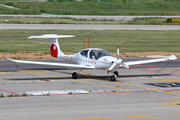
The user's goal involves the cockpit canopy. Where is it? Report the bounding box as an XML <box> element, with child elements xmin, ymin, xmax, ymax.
<box><xmin>80</xmin><ymin>49</ymin><xmax>111</xmax><ymax>60</ymax></box>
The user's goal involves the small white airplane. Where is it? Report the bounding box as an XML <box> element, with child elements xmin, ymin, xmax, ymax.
<box><xmin>6</xmin><ymin>34</ymin><xmax>177</xmax><ymax>81</ymax></box>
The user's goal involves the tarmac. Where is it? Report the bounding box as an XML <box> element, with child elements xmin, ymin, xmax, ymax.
<box><xmin>0</xmin><ymin>24</ymin><xmax>180</xmax><ymax>30</ymax></box>
<box><xmin>0</xmin><ymin>22</ymin><xmax>180</xmax><ymax>119</ymax></box>
<box><xmin>0</xmin><ymin>14</ymin><xmax>180</xmax><ymax>21</ymax></box>
<box><xmin>0</xmin><ymin>59</ymin><xmax>180</xmax><ymax>120</ymax></box>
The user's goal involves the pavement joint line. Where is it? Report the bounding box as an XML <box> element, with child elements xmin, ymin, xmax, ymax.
<box><xmin>20</xmin><ymin>70</ymin><xmax>130</xmax><ymax>92</ymax></box>
<box><xmin>63</xmin><ymin>114</ymin><xmax>180</xmax><ymax>120</ymax></box>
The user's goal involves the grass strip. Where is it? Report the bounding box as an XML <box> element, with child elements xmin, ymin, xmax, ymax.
<box><xmin>0</xmin><ymin>1</ymin><xmax>180</xmax><ymax>15</ymax></box>
<box><xmin>0</xmin><ymin>17</ymin><xmax>180</xmax><ymax>25</ymax></box>
<box><xmin>0</xmin><ymin>30</ymin><xmax>180</xmax><ymax>54</ymax></box>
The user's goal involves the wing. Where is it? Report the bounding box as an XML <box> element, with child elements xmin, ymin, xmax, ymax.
<box><xmin>123</xmin><ymin>55</ymin><xmax>177</xmax><ymax>68</ymax></box>
<box><xmin>6</xmin><ymin>58</ymin><xmax>94</xmax><ymax>69</ymax></box>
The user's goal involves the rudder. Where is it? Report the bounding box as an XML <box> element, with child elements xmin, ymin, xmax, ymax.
<box><xmin>50</xmin><ymin>38</ymin><xmax>64</xmax><ymax>58</ymax></box>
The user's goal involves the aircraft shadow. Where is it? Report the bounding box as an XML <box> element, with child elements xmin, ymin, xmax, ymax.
<box><xmin>7</xmin><ymin>71</ymin><xmax>170</xmax><ymax>81</ymax></box>
<box><xmin>119</xmin><ymin>74</ymin><xmax>170</xmax><ymax>78</ymax></box>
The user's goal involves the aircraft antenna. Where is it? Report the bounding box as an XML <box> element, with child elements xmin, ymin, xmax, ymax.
<box><xmin>117</xmin><ymin>47</ymin><xmax>119</xmax><ymax>60</ymax></box>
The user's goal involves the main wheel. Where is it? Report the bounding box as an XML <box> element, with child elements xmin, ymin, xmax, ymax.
<box><xmin>72</xmin><ymin>72</ymin><xmax>77</xmax><ymax>79</ymax></box>
<box><xmin>114</xmin><ymin>71</ymin><xmax>119</xmax><ymax>77</ymax></box>
<box><xmin>110</xmin><ymin>76</ymin><xmax>116</xmax><ymax>81</ymax></box>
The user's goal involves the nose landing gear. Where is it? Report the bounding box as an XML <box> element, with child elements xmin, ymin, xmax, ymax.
<box><xmin>109</xmin><ymin>71</ymin><xmax>119</xmax><ymax>81</ymax></box>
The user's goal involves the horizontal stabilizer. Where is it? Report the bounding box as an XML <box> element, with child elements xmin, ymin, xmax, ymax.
<box><xmin>28</xmin><ymin>34</ymin><xmax>75</xmax><ymax>39</ymax></box>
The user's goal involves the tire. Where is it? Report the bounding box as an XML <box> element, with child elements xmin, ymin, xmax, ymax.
<box><xmin>110</xmin><ymin>76</ymin><xmax>116</xmax><ymax>81</ymax></box>
<box><xmin>72</xmin><ymin>72</ymin><xmax>77</xmax><ymax>79</ymax></box>
<box><xmin>114</xmin><ymin>71</ymin><xmax>119</xmax><ymax>77</ymax></box>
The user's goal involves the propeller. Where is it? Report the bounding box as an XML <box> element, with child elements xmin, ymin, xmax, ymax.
<box><xmin>121</xmin><ymin>62</ymin><xmax>129</xmax><ymax>69</ymax></box>
<box><xmin>107</xmin><ymin>47</ymin><xmax>120</xmax><ymax>73</ymax></box>
<box><xmin>117</xmin><ymin>46</ymin><xmax>129</xmax><ymax>69</ymax></box>
<box><xmin>117</xmin><ymin>47</ymin><xmax>119</xmax><ymax>60</ymax></box>
<box><xmin>107</xmin><ymin>47</ymin><xmax>129</xmax><ymax>73</ymax></box>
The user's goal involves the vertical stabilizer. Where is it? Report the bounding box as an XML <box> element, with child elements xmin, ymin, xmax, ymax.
<box><xmin>28</xmin><ymin>34</ymin><xmax>75</xmax><ymax>58</ymax></box>
<box><xmin>50</xmin><ymin>38</ymin><xmax>62</xmax><ymax>57</ymax></box>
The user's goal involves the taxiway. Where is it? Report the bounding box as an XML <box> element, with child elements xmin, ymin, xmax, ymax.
<box><xmin>0</xmin><ymin>59</ymin><xmax>180</xmax><ymax>120</ymax></box>
<box><xmin>0</xmin><ymin>24</ymin><xmax>180</xmax><ymax>30</ymax></box>
<box><xmin>1</xmin><ymin>22</ymin><xmax>180</xmax><ymax>119</ymax></box>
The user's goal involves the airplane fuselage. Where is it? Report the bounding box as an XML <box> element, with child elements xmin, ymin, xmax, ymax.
<box><xmin>56</xmin><ymin>48</ymin><xmax>122</xmax><ymax>69</ymax></box>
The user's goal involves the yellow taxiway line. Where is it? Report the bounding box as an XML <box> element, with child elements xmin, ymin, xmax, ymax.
<box><xmin>0</xmin><ymin>72</ymin><xmax>8</xmax><ymax>74</ymax></box>
<box><xmin>64</xmin><ymin>114</ymin><xmax>180</xmax><ymax>120</ymax></box>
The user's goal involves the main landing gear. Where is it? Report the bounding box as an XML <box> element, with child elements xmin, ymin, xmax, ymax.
<box><xmin>72</xmin><ymin>72</ymin><xmax>77</xmax><ymax>79</ymax></box>
<box><xmin>72</xmin><ymin>69</ymin><xmax>83</xmax><ymax>79</ymax></box>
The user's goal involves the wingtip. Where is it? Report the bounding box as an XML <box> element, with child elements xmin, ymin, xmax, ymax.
<box><xmin>169</xmin><ymin>55</ymin><xmax>177</xmax><ymax>60</ymax></box>
<box><xmin>5</xmin><ymin>57</ymin><xmax>14</xmax><ymax>62</ymax></box>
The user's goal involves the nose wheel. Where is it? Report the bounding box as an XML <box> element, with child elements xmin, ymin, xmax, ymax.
<box><xmin>72</xmin><ymin>72</ymin><xmax>77</xmax><ymax>79</ymax></box>
<box><xmin>114</xmin><ymin>71</ymin><xmax>119</xmax><ymax>77</ymax></box>
<box><xmin>109</xmin><ymin>71</ymin><xmax>118</xmax><ymax>81</ymax></box>
<box><xmin>111</xmin><ymin>75</ymin><xmax>116</xmax><ymax>81</ymax></box>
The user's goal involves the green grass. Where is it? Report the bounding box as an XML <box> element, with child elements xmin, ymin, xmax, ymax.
<box><xmin>0</xmin><ymin>16</ymin><xmax>118</xmax><ymax>24</ymax></box>
<box><xmin>0</xmin><ymin>0</ymin><xmax>46</xmax><ymax>1</ymax></box>
<box><xmin>0</xmin><ymin>1</ymin><xmax>180</xmax><ymax>15</ymax></box>
<box><xmin>0</xmin><ymin>30</ymin><xmax>180</xmax><ymax>53</ymax></box>
<box><xmin>0</xmin><ymin>16</ymin><xmax>179</xmax><ymax>25</ymax></box>
<box><xmin>129</xmin><ymin>17</ymin><xmax>180</xmax><ymax>25</ymax></box>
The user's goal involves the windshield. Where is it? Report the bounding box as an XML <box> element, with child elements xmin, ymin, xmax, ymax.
<box><xmin>89</xmin><ymin>49</ymin><xmax>111</xmax><ymax>60</ymax></box>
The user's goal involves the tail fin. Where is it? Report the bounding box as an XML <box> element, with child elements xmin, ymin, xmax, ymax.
<box><xmin>28</xmin><ymin>34</ymin><xmax>75</xmax><ymax>58</ymax></box>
